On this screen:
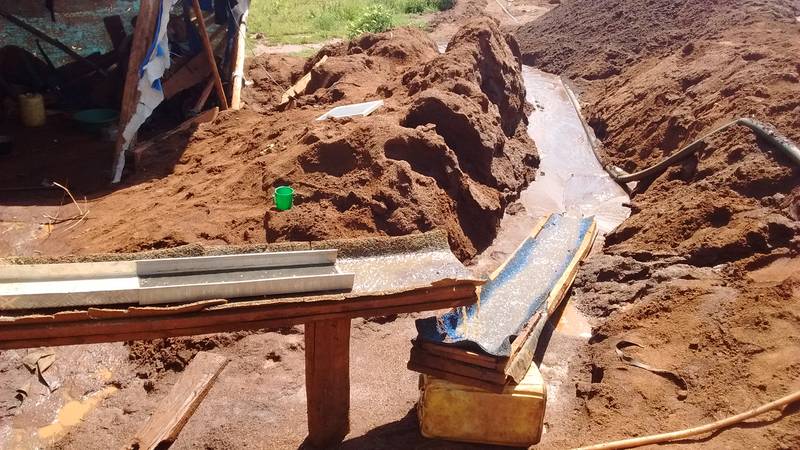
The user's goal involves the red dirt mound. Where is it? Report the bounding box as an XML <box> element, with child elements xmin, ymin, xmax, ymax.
<box><xmin>518</xmin><ymin>0</ymin><xmax>800</xmax><ymax>271</ymax></box>
<box><xmin>516</xmin><ymin>1</ymin><xmax>800</xmax><ymax>448</ymax></box>
<box><xmin>263</xmin><ymin>18</ymin><xmax>537</xmax><ymax>260</ymax></box>
<box><xmin>516</xmin><ymin>0</ymin><xmax>799</xmax><ymax>81</ymax></box>
<box><xmin>18</xmin><ymin>19</ymin><xmax>537</xmax><ymax>262</ymax></box>
<box><xmin>242</xmin><ymin>54</ymin><xmax>306</xmax><ymax>113</ymax></box>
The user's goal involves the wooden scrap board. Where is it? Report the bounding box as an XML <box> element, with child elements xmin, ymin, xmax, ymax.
<box><xmin>131</xmin><ymin>351</ymin><xmax>228</xmax><ymax>450</ymax></box>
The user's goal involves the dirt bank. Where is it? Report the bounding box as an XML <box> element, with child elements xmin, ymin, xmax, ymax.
<box><xmin>261</xmin><ymin>21</ymin><xmax>536</xmax><ymax>260</ymax></box>
<box><xmin>517</xmin><ymin>0</ymin><xmax>800</xmax><ymax>448</ymax></box>
<box><xmin>12</xmin><ymin>19</ymin><xmax>536</xmax><ymax>262</ymax></box>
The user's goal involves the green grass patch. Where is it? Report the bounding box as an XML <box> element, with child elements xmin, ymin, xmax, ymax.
<box><xmin>248</xmin><ymin>0</ymin><xmax>452</xmax><ymax>45</ymax></box>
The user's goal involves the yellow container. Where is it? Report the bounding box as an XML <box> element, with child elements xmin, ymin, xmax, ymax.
<box><xmin>19</xmin><ymin>93</ymin><xmax>46</xmax><ymax>127</ymax></box>
<box><xmin>418</xmin><ymin>363</ymin><xmax>547</xmax><ymax>447</ymax></box>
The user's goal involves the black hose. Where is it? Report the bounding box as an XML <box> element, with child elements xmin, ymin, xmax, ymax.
<box><xmin>606</xmin><ymin>117</ymin><xmax>800</xmax><ymax>183</ymax></box>
<box><xmin>556</xmin><ymin>77</ymin><xmax>800</xmax><ymax>186</ymax></box>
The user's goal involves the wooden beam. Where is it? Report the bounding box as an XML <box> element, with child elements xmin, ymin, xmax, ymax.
<box><xmin>111</xmin><ymin>0</ymin><xmax>160</xmax><ymax>184</ymax></box>
<box><xmin>230</xmin><ymin>10</ymin><xmax>248</xmax><ymax>110</ymax></box>
<box><xmin>407</xmin><ymin>360</ymin><xmax>505</xmax><ymax>393</ymax></box>
<box><xmin>191</xmin><ymin>0</ymin><xmax>228</xmax><ymax>110</ymax></box>
<box><xmin>410</xmin><ymin>347</ymin><xmax>507</xmax><ymax>384</ymax></box>
<box><xmin>161</xmin><ymin>26</ymin><xmax>226</xmax><ymax>101</ymax></box>
<box><xmin>131</xmin><ymin>352</ymin><xmax>228</xmax><ymax>450</ymax></box>
<box><xmin>191</xmin><ymin>78</ymin><xmax>215</xmax><ymax>113</ymax></box>
<box><xmin>0</xmin><ymin>283</ymin><xmax>478</xmax><ymax>349</ymax></box>
<box><xmin>103</xmin><ymin>15</ymin><xmax>127</xmax><ymax>51</ymax></box>
<box><xmin>281</xmin><ymin>55</ymin><xmax>327</xmax><ymax>105</ymax></box>
<box><xmin>305</xmin><ymin>318</ymin><xmax>350</xmax><ymax>447</ymax></box>
<box><xmin>0</xmin><ymin>297</ymin><xmax>472</xmax><ymax>350</ymax></box>
<box><xmin>162</xmin><ymin>52</ymin><xmax>211</xmax><ymax>100</ymax></box>
<box><xmin>417</xmin><ymin>340</ymin><xmax>505</xmax><ymax>370</ymax></box>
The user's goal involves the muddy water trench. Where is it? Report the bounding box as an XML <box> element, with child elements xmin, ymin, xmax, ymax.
<box><xmin>470</xmin><ymin>67</ymin><xmax>630</xmax><ymax>424</ymax></box>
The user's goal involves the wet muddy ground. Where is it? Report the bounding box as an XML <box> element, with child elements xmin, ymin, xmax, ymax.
<box><xmin>1</xmin><ymin>0</ymin><xmax>799</xmax><ymax>449</ymax></box>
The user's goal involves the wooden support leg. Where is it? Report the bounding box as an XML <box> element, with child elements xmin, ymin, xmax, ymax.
<box><xmin>304</xmin><ymin>318</ymin><xmax>351</xmax><ymax>448</ymax></box>
<box><xmin>191</xmin><ymin>0</ymin><xmax>228</xmax><ymax>110</ymax></box>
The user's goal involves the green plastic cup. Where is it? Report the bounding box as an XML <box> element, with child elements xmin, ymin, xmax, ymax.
<box><xmin>274</xmin><ymin>186</ymin><xmax>294</xmax><ymax>211</ymax></box>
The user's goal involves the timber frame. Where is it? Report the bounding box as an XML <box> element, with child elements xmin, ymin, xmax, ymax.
<box><xmin>0</xmin><ymin>231</ymin><xmax>480</xmax><ymax>448</ymax></box>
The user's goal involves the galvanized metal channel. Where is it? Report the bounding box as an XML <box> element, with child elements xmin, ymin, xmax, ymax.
<box><xmin>0</xmin><ymin>250</ymin><xmax>355</xmax><ymax>310</ymax></box>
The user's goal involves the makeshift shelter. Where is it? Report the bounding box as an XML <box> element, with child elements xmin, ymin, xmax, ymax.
<box><xmin>0</xmin><ymin>0</ymin><xmax>249</xmax><ymax>187</ymax></box>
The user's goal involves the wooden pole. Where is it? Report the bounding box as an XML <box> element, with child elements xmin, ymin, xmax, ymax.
<box><xmin>191</xmin><ymin>0</ymin><xmax>228</xmax><ymax>110</ymax></box>
<box><xmin>192</xmin><ymin>78</ymin><xmax>215</xmax><ymax>113</ymax></box>
<box><xmin>304</xmin><ymin>318</ymin><xmax>351</xmax><ymax>448</ymax></box>
<box><xmin>230</xmin><ymin>10</ymin><xmax>248</xmax><ymax>110</ymax></box>
<box><xmin>111</xmin><ymin>0</ymin><xmax>160</xmax><ymax>183</ymax></box>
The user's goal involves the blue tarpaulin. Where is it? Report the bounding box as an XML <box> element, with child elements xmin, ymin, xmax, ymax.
<box><xmin>416</xmin><ymin>214</ymin><xmax>594</xmax><ymax>357</ymax></box>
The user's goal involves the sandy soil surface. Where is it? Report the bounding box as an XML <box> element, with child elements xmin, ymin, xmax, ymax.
<box><xmin>2</xmin><ymin>0</ymin><xmax>798</xmax><ymax>449</ymax></box>
<box><xmin>517</xmin><ymin>0</ymin><xmax>800</xmax><ymax>448</ymax></box>
<box><xmin>2</xmin><ymin>20</ymin><xmax>536</xmax><ymax>262</ymax></box>
<box><xmin>0</xmin><ymin>12</ymin><xmax>542</xmax><ymax>450</ymax></box>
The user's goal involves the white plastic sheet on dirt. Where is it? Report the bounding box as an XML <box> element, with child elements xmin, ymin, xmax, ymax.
<box><xmin>316</xmin><ymin>100</ymin><xmax>384</xmax><ymax>121</ymax></box>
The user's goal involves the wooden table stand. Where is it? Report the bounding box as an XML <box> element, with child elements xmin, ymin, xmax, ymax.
<box><xmin>305</xmin><ymin>318</ymin><xmax>352</xmax><ymax>447</ymax></box>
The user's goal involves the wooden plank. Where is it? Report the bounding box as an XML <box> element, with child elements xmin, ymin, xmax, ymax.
<box><xmin>162</xmin><ymin>52</ymin><xmax>211</xmax><ymax>100</ymax></box>
<box><xmin>417</xmin><ymin>340</ymin><xmax>505</xmax><ymax>370</ymax></box>
<box><xmin>191</xmin><ymin>0</ymin><xmax>228</xmax><ymax>110</ymax></box>
<box><xmin>103</xmin><ymin>15</ymin><xmax>127</xmax><ymax>51</ymax></box>
<box><xmin>230</xmin><ymin>10</ymin><xmax>248</xmax><ymax>110</ymax></box>
<box><xmin>0</xmin><ymin>288</ymin><xmax>477</xmax><ymax>349</ymax></box>
<box><xmin>409</xmin><ymin>347</ymin><xmax>507</xmax><ymax>384</ymax></box>
<box><xmin>86</xmin><ymin>299</ymin><xmax>228</xmax><ymax>319</ymax></box>
<box><xmin>0</xmin><ymin>283</ymin><xmax>476</xmax><ymax>337</ymax></box>
<box><xmin>131</xmin><ymin>352</ymin><xmax>228</xmax><ymax>450</ymax></box>
<box><xmin>0</xmin><ymin>296</ymin><xmax>473</xmax><ymax>349</ymax></box>
<box><xmin>407</xmin><ymin>360</ymin><xmax>505</xmax><ymax>393</ymax></box>
<box><xmin>305</xmin><ymin>318</ymin><xmax>350</xmax><ymax>447</ymax></box>
<box><xmin>0</xmin><ymin>280</ymin><xmax>474</xmax><ymax>326</ymax></box>
<box><xmin>0</xmin><ymin>297</ymin><xmax>472</xmax><ymax>350</ymax></box>
<box><xmin>112</xmin><ymin>0</ymin><xmax>160</xmax><ymax>183</ymax></box>
<box><xmin>191</xmin><ymin>78</ymin><xmax>214</xmax><ymax>113</ymax></box>
<box><xmin>281</xmin><ymin>55</ymin><xmax>327</xmax><ymax>105</ymax></box>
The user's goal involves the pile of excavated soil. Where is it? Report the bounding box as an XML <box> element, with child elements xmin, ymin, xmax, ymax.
<box><xmin>27</xmin><ymin>19</ymin><xmax>536</xmax><ymax>262</ymax></box>
<box><xmin>517</xmin><ymin>1</ymin><xmax>800</xmax><ymax>448</ymax></box>
<box><xmin>519</xmin><ymin>0</ymin><xmax>800</xmax><ymax>265</ymax></box>
<box><xmin>263</xmin><ymin>21</ymin><xmax>536</xmax><ymax>260</ymax></box>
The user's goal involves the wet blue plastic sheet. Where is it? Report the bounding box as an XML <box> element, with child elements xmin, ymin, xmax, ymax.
<box><xmin>415</xmin><ymin>214</ymin><xmax>593</xmax><ymax>357</ymax></box>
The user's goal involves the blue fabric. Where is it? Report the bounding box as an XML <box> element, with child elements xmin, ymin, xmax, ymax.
<box><xmin>139</xmin><ymin>0</ymin><xmax>165</xmax><ymax>76</ymax></box>
<box><xmin>415</xmin><ymin>214</ymin><xmax>593</xmax><ymax>356</ymax></box>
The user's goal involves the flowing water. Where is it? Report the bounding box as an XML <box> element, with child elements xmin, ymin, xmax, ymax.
<box><xmin>469</xmin><ymin>67</ymin><xmax>631</xmax><ymax>412</ymax></box>
<box><xmin>520</xmin><ymin>67</ymin><xmax>630</xmax><ymax>235</ymax></box>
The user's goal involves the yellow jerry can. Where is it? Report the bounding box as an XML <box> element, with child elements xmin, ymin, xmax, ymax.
<box><xmin>417</xmin><ymin>363</ymin><xmax>547</xmax><ymax>447</ymax></box>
